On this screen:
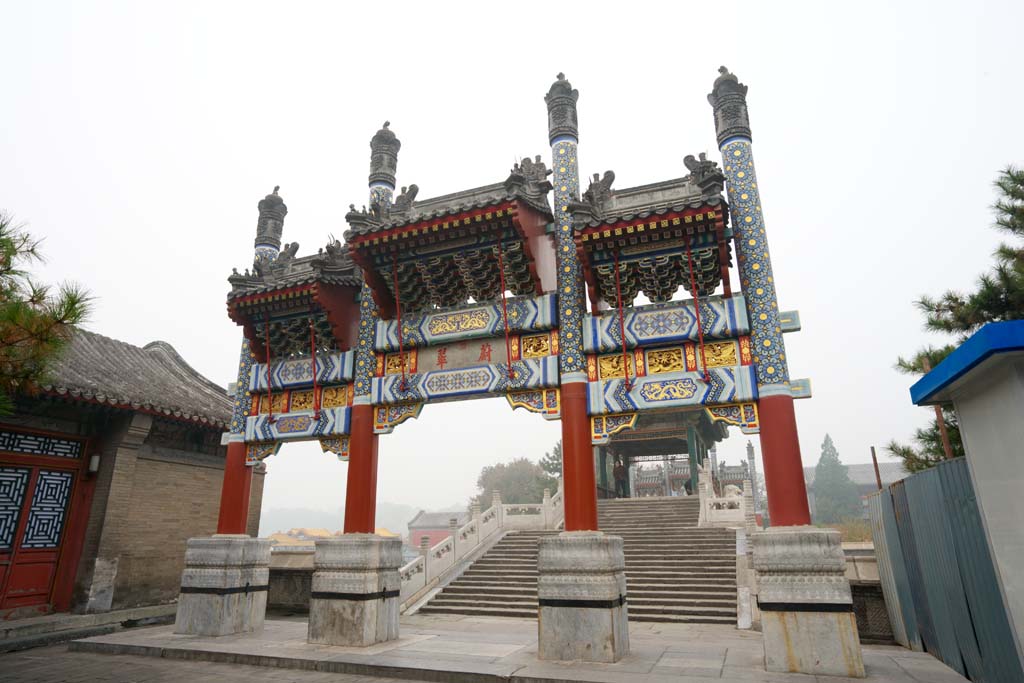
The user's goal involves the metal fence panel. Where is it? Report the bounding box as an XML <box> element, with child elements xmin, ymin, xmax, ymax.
<box><xmin>891</xmin><ymin>480</ymin><xmax>940</xmax><ymax>656</ymax></box>
<box><xmin>937</xmin><ymin>458</ymin><xmax>1024</xmax><ymax>683</ymax></box>
<box><xmin>904</xmin><ymin>468</ymin><xmax>972</xmax><ymax>677</ymax></box>
<box><xmin>867</xmin><ymin>490</ymin><xmax>918</xmax><ymax>649</ymax></box>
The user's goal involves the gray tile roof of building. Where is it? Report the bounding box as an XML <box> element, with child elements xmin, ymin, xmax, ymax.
<box><xmin>344</xmin><ymin>174</ymin><xmax>553</xmax><ymax>240</ymax></box>
<box><xmin>407</xmin><ymin>510</ymin><xmax>470</xmax><ymax>529</ymax></box>
<box><xmin>227</xmin><ymin>249</ymin><xmax>362</xmax><ymax>301</ymax></box>
<box><xmin>41</xmin><ymin>328</ymin><xmax>233</xmax><ymax>429</ymax></box>
<box><xmin>571</xmin><ymin>175</ymin><xmax>726</xmax><ymax>230</ymax></box>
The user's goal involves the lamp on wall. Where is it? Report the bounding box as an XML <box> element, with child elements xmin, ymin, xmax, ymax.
<box><xmin>88</xmin><ymin>453</ymin><xmax>100</xmax><ymax>474</ymax></box>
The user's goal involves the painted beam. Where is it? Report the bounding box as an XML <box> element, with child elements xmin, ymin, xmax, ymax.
<box><xmin>244</xmin><ymin>406</ymin><xmax>351</xmax><ymax>442</ymax></box>
<box><xmin>248</xmin><ymin>351</ymin><xmax>354</xmax><ymax>392</ymax></box>
<box><xmin>583</xmin><ymin>294</ymin><xmax>749</xmax><ymax>353</ymax></box>
<box><xmin>779</xmin><ymin>310</ymin><xmax>801</xmax><ymax>333</ymax></box>
<box><xmin>374</xmin><ymin>293</ymin><xmax>558</xmax><ymax>352</ymax></box>
<box><xmin>587</xmin><ymin>365</ymin><xmax>758</xmax><ymax>415</ymax></box>
<box><xmin>371</xmin><ymin>355</ymin><xmax>559</xmax><ymax>405</ymax></box>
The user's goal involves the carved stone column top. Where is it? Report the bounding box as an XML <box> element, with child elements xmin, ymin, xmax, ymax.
<box><xmin>183</xmin><ymin>535</ymin><xmax>271</xmax><ymax>568</ymax></box>
<box><xmin>544</xmin><ymin>72</ymin><xmax>580</xmax><ymax>143</ymax></box>
<box><xmin>255</xmin><ymin>186</ymin><xmax>287</xmax><ymax>253</ymax></box>
<box><xmin>752</xmin><ymin>526</ymin><xmax>851</xmax><ymax>605</ymax></box>
<box><xmin>707</xmin><ymin>66</ymin><xmax>752</xmax><ymax>146</ymax></box>
<box><xmin>313</xmin><ymin>534</ymin><xmax>403</xmax><ymax>571</ymax></box>
<box><xmin>369</xmin><ymin>121</ymin><xmax>401</xmax><ymax>188</ymax></box>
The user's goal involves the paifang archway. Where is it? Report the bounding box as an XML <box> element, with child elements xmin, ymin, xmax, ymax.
<box><xmin>214</xmin><ymin>69</ymin><xmax>812</xmax><ymax>540</ymax></box>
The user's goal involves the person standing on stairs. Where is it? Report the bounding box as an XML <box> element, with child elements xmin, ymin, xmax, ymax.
<box><xmin>613</xmin><ymin>457</ymin><xmax>629</xmax><ymax>498</ymax></box>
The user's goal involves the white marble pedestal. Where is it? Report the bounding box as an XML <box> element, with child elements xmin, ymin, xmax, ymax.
<box><xmin>754</xmin><ymin>526</ymin><xmax>865</xmax><ymax>677</ymax></box>
<box><xmin>173</xmin><ymin>534</ymin><xmax>270</xmax><ymax>636</ymax></box>
<box><xmin>307</xmin><ymin>534</ymin><xmax>402</xmax><ymax>647</ymax></box>
<box><xmin>537</xmin><ymin>531</ymin><xmax>629</xmax><ymax>662</ymax></box>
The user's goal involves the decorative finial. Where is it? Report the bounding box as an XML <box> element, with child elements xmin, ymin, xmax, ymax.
<box><xmin>273</xmin><ymin>185</ymin><xmax>280</xmax><ymax>194</ymax></box>
<box><xmin>719</xmin><ymin>65</ymin><xmax>729</xmax><ymax>75</ymax></box>
<box><xmin>557</xmin><ymin>72</ymin><xmax>565</xmax><ymax>80</ymax></box>
<box><xmin>383</xmin><ymin>120</ymin><xmax>390</xmax><ymax>128</ymax></box>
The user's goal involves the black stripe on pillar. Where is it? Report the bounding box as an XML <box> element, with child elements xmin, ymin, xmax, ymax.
<box><xmin>757</xmin><ymin>601</ymin><xmax>853</xmax><ymax>613</ymax></box>
<box><xmin>179</xmin><ymin>584</ymin><xmax>269</xmax><ymax>595</ymax></box>
<box><xmin>310</xmin><ymin>589</ymin><xmax>401</xmax><ymax>601</ymax></box>
<box><xmin>538</xmin><ymin>595</ymin><xmax>627</xmax><ymax>609</ymax></box>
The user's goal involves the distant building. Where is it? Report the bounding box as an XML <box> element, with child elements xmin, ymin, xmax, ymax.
<box><xmin>0</xmin><ymin>329</ymin><xmax>260</xmax><ymax>619</ymax></box>
<box><xmin>804</xmin><ymin>462</ymin><xmax>908</xmax><ymax>518</ymax></box>
<box><xmin>407</xmin><ymin>510</ymin><xmax>469</xmax><ymax>548</ymax></box>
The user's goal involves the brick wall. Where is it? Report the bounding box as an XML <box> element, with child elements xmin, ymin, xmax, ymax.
<box><xmin>411</xmin><ymin>528</ymin><xmax>454</xmax><ymax>549</ymax></box>
<box><xmin>111</xmin><ymin>453</ymin><xmax>222</xmax><ymax>608</ymax></box>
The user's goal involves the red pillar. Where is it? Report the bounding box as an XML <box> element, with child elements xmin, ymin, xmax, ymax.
<box><xmin>757</xmin><ymin>393</ymin><xmax>811</xmax><ymax>526</ymax></box>
<box><xmin>344</xmin><ymin>403</ymin><xmax>379</xmax><ymax>533</ymax></box>
<box><xmin>217</xmin><ymin>440</ymin><xmax>254</xmax><ymax>534</ymax></box>
<box><xmin>561</xmin><ymin>382</ymin><xmax>599</xmax><ymax>531</ymax></box>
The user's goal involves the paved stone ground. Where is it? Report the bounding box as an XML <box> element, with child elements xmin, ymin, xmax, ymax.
<box><xmin>0</xmin><ymin>645</ymin><xmax>403</xmax><ymax>682</ymax></box>
<box><xmin>0</xmin><ymin>614</ymin><xmax>970</xmax><ymax>682</ymax></box>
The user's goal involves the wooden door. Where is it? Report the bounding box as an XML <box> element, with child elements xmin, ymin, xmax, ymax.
<box><xmin>0</xmin><ymin>466</ymin><xmax>76</xmax><ymax>610</ymax></box>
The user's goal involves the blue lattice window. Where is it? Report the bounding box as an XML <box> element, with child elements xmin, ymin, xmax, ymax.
<box><xmin>21</xmin><ymin>470</ymin><xmax>73</xmax><ymax>549</ymax></box>
<box><xmin>0</xmin><ymin>431</ymin><xmax>82</xmax><ymax>459</ymax></box>
<box><xmin>0</xmin><ymin>467</ymin><xmax>30</xmax><ymax>551</ymax></box>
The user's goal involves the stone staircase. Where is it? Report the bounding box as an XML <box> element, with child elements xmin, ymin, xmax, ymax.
<box><xmin>417</xmin><ymin>496</ymin><xmax>737</xmax><ymax>624</ymax></box>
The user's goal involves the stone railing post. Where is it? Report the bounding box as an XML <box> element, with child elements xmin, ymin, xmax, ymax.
<box><xmin>752</xmin><ymin>527</ymin><xmax>863</xmax><ymax>676</ymax></box>
<box><xmin>449</xmin><ymin>517</ymin><xmax>459</xmax><ymax>556</ymax></box>
<box><xmin>492</xmin><ymin>490</ymin><xmax>503</xmax><ymax>528</ymax></box>
<box><xmin>742</xmin><ymin>479</ymin><xmax>757</xmax><ymax>532</ymax></box>
<box><xmin>542</xmin><ymin>488</ymin><xmax>552</xmax><ymax>528</ymax></box>
<box><xmin>472</xmin><ymin>501</ymin><xmax>481</xmax><ymax>524</ymax></box>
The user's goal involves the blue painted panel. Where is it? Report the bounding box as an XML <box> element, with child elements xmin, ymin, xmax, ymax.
<box><xmin>867</xmin><ymin>491</ymin><xmax>916</xmax><ymax>649</ymax></box>
<box><xmin>370</xmin><ymin>355</ymin><xmax>559</xmax><ymax>406</ymax></box>
<box><xmin>903</xmin><ymin>469</ymin><xmax>971</xmax><ymax>677</ymax></box>
<box><xmin>937</xmin><ymin>459</ymin><xmax>1024</xmax><ymax>682</ymax></box>
<box><xmin>244</xmin><ymin>407</ymin><xmax>350</xmax><ymax>442</ymax></box>
<box><xmin>374</xmin><ymin>294</ymin><xmax>558</xmax><ymax>352</ymax></box>
<box><xmin>891</xmin><ymin>481</ymin><xmax>940</xmax><ymax>656</ymax></box>
<box><xmin>582</xmin><ymin>295</ymin><xmax>749</xmax><ymax>353</ymax></box>
<box><xmin>586</xmin><ymin>365</ymin><xmax>757</xmax><ymax>415</ymax></box>
<box><xmin>249</xmin><ymin>351</ymin><xmax>354</xmax><ymax>392</ymax></box>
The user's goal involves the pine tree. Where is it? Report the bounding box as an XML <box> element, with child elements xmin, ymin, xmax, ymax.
<box><xmin>472</xmin><ymin>457</ymin><xmax>557</xmax><ymax>507</ymax></box>
<box><xmin>812</xmin><ymin>435</ymin><xmax>862</xmax><ymax>524</ymax></box>
<box><xmin>539</xmin><ymin>440</ymin><xmax>562</xmax><ymax>477</ymax></box>
<box><xmin>891</xmin><ymin>167</ymin><xmax>1024</xmax><ymax>470</ymax></box>
<box><xmin>0</xmin><ymin>212</ymin><xmax>91</xmax><ymax>415</ymax></box>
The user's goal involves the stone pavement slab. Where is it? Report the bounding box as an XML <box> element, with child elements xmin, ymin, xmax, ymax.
<box><xmin>58</xmin><ymin>613</ymin><xmax>968</xmax><ymax>683</ymax></box>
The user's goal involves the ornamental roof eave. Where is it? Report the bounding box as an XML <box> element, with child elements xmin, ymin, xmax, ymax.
<box><xmin>570</xmin><ymin>176</ymin><xmax>728</xmax><ymax>231</ymax></box>
<box><xmin>226</xmin><ymin>250</ymin><xmax>362</xmax><ymax>303</ymax></box>
<box><xmin>39</xmin><ymin>328</ymin><xmax>233</xmax><ymax>429</ymax></box>
<box><xmin>342</xmin><ymin>175</ymin><xmax>554</xmax><ymax>242</ymax></box>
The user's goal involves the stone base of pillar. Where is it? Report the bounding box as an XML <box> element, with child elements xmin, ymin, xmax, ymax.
<box><xmin>307</xmin><ymin>534</ymin><xmax>402</xmax><ymax>647</ymax></box>
<box><xmin>174</xmin><ymin>534</ymin><xmax>270</xmax><ymax>637</ymax></box>
<box><xmin>537</xmin><ymin>531</ymin><xmax>629</xmax><ymax>663</ymax></box>
<box><xmin>753</xmin><ymin>526</ymin><xmax>865</xmax><ymax>678</ymax></box>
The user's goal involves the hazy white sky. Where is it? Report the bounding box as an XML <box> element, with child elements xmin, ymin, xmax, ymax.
<box><xmin>2</xmin><ymin>1</ymin><xmax>1021</xmax><ymax>522</ymax></box>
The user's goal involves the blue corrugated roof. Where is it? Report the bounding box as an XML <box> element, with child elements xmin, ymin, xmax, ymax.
<box><xmin>910</xmin><ymin>320</ymin><xmax>1024</xmax><ymax>405</ymax></box>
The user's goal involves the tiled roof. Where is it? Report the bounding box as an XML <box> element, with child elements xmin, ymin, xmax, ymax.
<box><xmin>573</xmin><ymin>176</ymin><xmax>725</xmax><ymax>230</ymax></box>
<box><xmin>228</xmin><ymin>250</ymin><xmax>362</xmax><ymax>301</ymax></box>
<box><xmin>407</xmin><ymin>510</ymin><xmax>470</xmax><ymax>529</ymax></box>
<box><xmin>345</xmin><ymin>177</ymin><xmax>553</xmax><ymax>239</ymax></box>
<box><xmin>41</xmin><ymin>328</ymin><xmax>232</xmax><ymax>429</ymax></box>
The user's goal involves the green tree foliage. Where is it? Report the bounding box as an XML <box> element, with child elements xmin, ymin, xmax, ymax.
<box><xmin>812</xmin><ymin>435</ymin><xmax>862</xmax><ymax>524</ymax></box>
<box><xmin>539</xmin><ymin>440</ymin><xmax>562</xmax><ymax>477</ymax></box>
<box><xmin>891</xmin><ymin>167</ymin><xmax>1024</xmax><ymax>470</ymax></box>
<box><xmin>1</xmin><ymin>212</ymin><xmax>91</xmax><ymax>415</ymax></box>
<box><xmin>473</xmin><ymin>457</ymin><xmax>556</xmax><ymax>507</ymax></box>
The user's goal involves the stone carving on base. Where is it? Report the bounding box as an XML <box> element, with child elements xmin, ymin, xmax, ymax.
<box><xmin>752</xmin><ymin>526</ymin><xmax>865</xmax><ymax>677</ymax></box>
<box><xmin>174</xmin><ymin>534</ymin><xmax>271</xmax><ymax>637</ymax></box>
<box><xmin>307</xmin><ymin>534</ymin><xmax>403</xmax><ymax>647</ymax></box>
<box><xmin>537</xmin><ymin>531</ymin><xmax>629</xmax><ymax>663</ymax></box>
